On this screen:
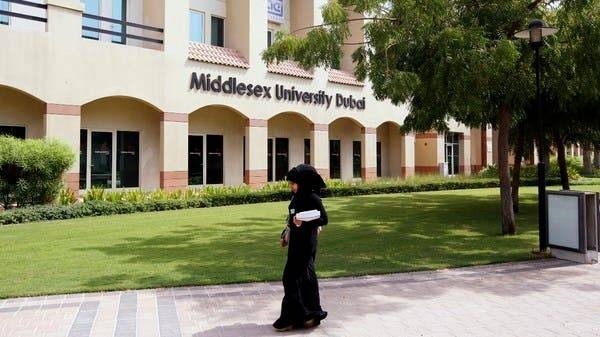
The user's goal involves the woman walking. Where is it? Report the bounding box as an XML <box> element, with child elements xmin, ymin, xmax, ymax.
<box><xmin>273</xmin><ymin>164</ymin><xmax>328</xmax><ymax>332</ymax></box>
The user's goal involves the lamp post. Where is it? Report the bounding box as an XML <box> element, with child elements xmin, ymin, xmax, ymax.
<box><xmin>515</xmin><ymin>19</ymin><xmax>558</xmax><ymax>251</ymax></box>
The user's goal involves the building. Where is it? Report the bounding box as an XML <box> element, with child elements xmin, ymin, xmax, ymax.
<box><xmin>0</xmin><ymin>0</ymin><xmax>493</xmax><ymax>192</ymax></box>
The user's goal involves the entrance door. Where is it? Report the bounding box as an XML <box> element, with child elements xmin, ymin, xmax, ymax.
<box><xmin>267</xmin><ymin>138</ymin><xmax>273</xmax><ymax>182</ymax></box>
<box><xmin>91</xmin><ymin>131</ymin><xmax>112</xmax><ymax>188</ymax></box>
<box><xmin>445</xmin><ymin>144</ymin><xmax>454</xmax><ymax>176</ymax></box>
<box><xmin>206</xmin><ymin>135</ymin><xmax>223</xmax><ymax>184</ymax></box>
<box><xmin>188</xmin><ymin>135</ymin><xmax>204</xmax><ymax>185</ymax></box>
<box><xmin>116</xmin><ymin>131</ymin><xmax>139</xmax><ymax>188</ymax></box>
<box><xmin>275</xmin><ymin>138</ymin><xmax>289</xmax><ymax>181</ymax></box>
<box><xmin>330</xmin><ymin>140</ymin><xmax>341</xmax><ymax>179</ymax></box>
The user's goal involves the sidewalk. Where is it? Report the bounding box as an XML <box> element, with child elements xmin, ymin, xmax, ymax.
<box><xmin>1</xmin><ymin>259</ymin><xmax>599</xmax><ymax>337</ymax></box>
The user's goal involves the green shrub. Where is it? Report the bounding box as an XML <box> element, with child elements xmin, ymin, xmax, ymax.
<box><xmin>0</xmin><ymin>136</ymin><xmax>74</xmax><ymax>208</ymax></box>
<box><xmin>57</xmin><ymin>188</ymin><xmax>78</xmax><ymax>206</ymax></box>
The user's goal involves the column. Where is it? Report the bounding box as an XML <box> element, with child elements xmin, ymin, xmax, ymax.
<box><xmin>160</xmin><ymin>112</ymin><xmax>188</xmax><ymax>191</ymax></box>
<box><xmin>46</xmin><ymin>0</ymin><xmax>83</xmax><ymax>38</ymax></box>
<box><xmin>401</xmin><ymin>133</ymin><xmax>415</xmax><ymax>178</ymax></box>
<box><xmin>459</xmin><ymin>133</ymin><xmax>472</xmax><ymax>175</ymax></box>
<box><xmin>44</xmin><ymin>103</ymin><xmax>80</xmax><ymax>191</ymax></box>
<box><xmin>163</xmin><ymin>0</ymin><xmax>189</xmax><ymax>57</ymax></box>
<box><xmin>311</xmin><ymin>124</ymin><xmax>330</xmax><ymax>179</ymax></box>
<box><xmin>226</xmin><ymin>0</ymin><xmax>267</xmax><ymax>68</ymax></box>
<box><xmin>361</xmin><ymin>127</ymin><xmax>377</xmax><ymax>182</ymax></box>
<box><xmin>244</xmin><ymin>119</ymin><xmax>268</xmax><ymax>188</ymax></box>
<box><xmin>415</xmin><ymin>132</ymin><xmax>442</xmax><ymax>175</ymax></box>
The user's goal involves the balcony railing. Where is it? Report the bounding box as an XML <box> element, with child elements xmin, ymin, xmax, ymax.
<box><xmin>0</xmin><ymin>0</ymin><xmax>47</xmax><ymax>24</ymax></box>
<box><xmin>82</xmin><ymin>13</ymin><xmax>164</xmax><ymax>45</ymax></box>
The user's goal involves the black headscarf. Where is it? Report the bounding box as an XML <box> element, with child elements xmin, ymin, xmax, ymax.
<box><xmin>286</xmin><ymin>164</ymin><xmax>326</xmax><ymax>193</ymax></box>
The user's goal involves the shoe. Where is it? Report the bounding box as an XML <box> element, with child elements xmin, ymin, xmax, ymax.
<box><xmin>303</xmin><ymin>311</ymin><xmax>327</xmax><ymax>329</ymax></box>
<box><xmin>273</xmin><ymin>318</ymin><xmax>294</xmax><ymax>332</ymax></box>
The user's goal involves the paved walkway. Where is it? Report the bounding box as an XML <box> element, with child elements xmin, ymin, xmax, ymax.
<box><xmin>1</xmin><ymin>259</ymin><xmax>600</xmax><ymax>337</ymax></box>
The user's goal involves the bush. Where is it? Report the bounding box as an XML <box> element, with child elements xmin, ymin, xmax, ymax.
<box><xmin>0</xmin><ymin>176</ymin><xmax>562</xmax><ymax>225</ymax></box>
<box><xmin>0</xmin><ymin>136</ymin><xmax>75</xmax><ymax>209</ymax></box>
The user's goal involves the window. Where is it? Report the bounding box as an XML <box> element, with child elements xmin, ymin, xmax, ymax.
<box><xmin>353</xmin><ymin>141</ymin><xmax>362</xmax><ymax>178</ymax></box>
<box><xmin>211</xmin><ymin>16</ymin><xmax>224</xmax><ymax>47</ymax></box>
<box><xmin>304</xmin><ymin>139</ymin><xmax>311</xmax><ymax>165</ymax></box>
<box><xmin>1</xmin><ymin>0</ymin><xmax>9</xmax><ymax>25</ymax></box>
<box><xmin>0</xmin><ymin>125</ymin><xmax>25</xmax><ymax>139</ymax></box>
<box><xmin>330</xmin><ymin>140</ymin><xmax>341</xmax><ymax>179</ymax></box>
<box><xmin>267</xmin><ymin>30</ymin><xmax>274</xmax><ymax>47</ymax></box>
<box><xmin>112</xmin><ymin>0</ymin><xmax>125</xmax><ymax>44</ymax></box>
<box><xmin>82</xmin><ymin>0</ymin><xmax>101</xmax><ymax>40</ymax></box>
<box><xmin>189</xmin><ymin>10</ymin><xmax>205</xmax><ymax>43</ymax></box>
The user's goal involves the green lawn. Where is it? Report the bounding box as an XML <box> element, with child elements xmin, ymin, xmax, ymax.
<box><xmin>1</xmin><ymin>186</ymin><xmax>598</xmax><ymax>299</ymax></box>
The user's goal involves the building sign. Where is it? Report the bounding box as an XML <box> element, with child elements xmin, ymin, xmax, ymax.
<box><xmin>268</xmin><ymin>0</ymin><xmax>284</xmax><ymax>23</ymax></box>
<box><xmin>189</xmin><ymin>72</ymin><xmax>366</xmax><ymax>110</ymax></box>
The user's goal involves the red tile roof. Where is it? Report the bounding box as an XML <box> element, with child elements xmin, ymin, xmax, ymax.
<box><xmin>267</xmin><ymin>61</ymin><xmax>314</xmax><ymax>79</ymax></box>
<box><xmin>328</xmin><ymin>69</ymin><xmax>364</xmax><ymax>86</ymax></box>
<box><xmin>188</xmin><ymin>42</ymin><xmax>250</xmax><ymax>69</ymax></box>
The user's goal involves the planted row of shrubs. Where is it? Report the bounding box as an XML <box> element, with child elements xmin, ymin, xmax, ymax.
<box><xmin>0</xmin><ymin>177</ymin><xmax>564</xmax><ymax>225</ymax></box>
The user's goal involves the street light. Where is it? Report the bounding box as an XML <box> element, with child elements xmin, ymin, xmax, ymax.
<box><xmin>515</xmin><ymin>19</ymin><xmax>558</xmax><ymax>252</ymax></box>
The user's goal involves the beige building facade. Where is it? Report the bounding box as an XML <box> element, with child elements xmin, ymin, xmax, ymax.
<box><xmin>0</xmin><ymin>0</ymin><xmax>492</xmax><ymax>192</ymax></box>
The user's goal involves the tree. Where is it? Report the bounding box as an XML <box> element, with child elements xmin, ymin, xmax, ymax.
<box><xmin>264</xmin><ymin>0</ymin><xmax>547</xmax><ymax>235</ymax></box>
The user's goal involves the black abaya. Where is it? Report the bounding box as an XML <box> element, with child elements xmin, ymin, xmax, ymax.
<box><xmin>278</xmin><ymin>190</ymin><xmax>328</xmax><ymax>325</ymax></box>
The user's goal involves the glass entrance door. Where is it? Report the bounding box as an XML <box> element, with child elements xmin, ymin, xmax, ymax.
<box><xmin>275</xmin><ymin>138</ymin><xmax>289</xmax><ymax>181</ymax></box>
<box><xmin>445</xmin><ymin>132</ymin><xmax>460</xmax><ymax>176</ymax></box>
<box><xmin>206</xmin><ymin>135</ymin><xmax>224</xmax><ymax>184</ymax></box>
<box><xmin>91</xmin><ymin>131</ymin><xmax>112</xmax><ymax>188</ymax></box>
<box><xmin>330</xmin><ymin>140</ymin><xmax>341</xmax><ymax>179</ymax></box>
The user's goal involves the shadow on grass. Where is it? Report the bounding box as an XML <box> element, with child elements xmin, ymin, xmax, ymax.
<box><xmin>75</xmin><ymin>191</ymin><xmax>551</xmax><ymax>298</ymax></box>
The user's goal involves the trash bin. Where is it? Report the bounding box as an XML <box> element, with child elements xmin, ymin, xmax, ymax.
<box><xmin>547</xmin><ymin>190</ymin><xmax>599</xmax><ymax>264</ymax></box>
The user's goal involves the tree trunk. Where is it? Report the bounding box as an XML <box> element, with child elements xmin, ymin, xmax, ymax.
<box><xmin>594</xmin><ymin>143</ymin><xmax>600</xmax><ymax>169</ymax></box>
<box><xmin>554</xmin><ymin>130</ymin><xmax>570</xmax><ymax>190</ymax></box>
<box><xmin>583</xmin><ymin>145</ymin><xmax>593</xmax><ymax>176</ymax></box>
<box><xmin>499</xmin><ymin>105</ymin><xmax>516</xmax><ymax>235</ymax></box>
<box><xmin>511</xmin><ymin>123</ymin><xmax>525</xmax><ymax>214</ymax></box>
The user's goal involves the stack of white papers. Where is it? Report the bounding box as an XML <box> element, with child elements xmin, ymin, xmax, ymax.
<box><xmin>296</xmin><ymin>210</ymin><xmax>321</xmax><ymax>222</ymax></box>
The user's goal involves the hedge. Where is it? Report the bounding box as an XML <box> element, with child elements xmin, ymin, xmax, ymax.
<box><xmin>0</xmin><ymin>177</ymin><xmax>567</xmax><ymax>225</ymax></box>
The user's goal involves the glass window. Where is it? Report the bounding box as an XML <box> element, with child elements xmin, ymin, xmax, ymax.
<box><xmin>353</xmin><ymin>140</ymin><xmax>362</xmax><ymax>178</ymax></box>
<box><xmin>82</xmin><ymin>0</ymin><xmax>101</xmax><ymax>40</ymax></box>
<box><xmin>189</xmin><ymin>10</ymin><xmax>205</xmax><ymax>43</ymax></box>
<box><xmin>211</xmin><ymin>16</ymin><xmax>224</xmax><ymax>47</ymax></box>
<box><xmin>91</xmin><ymin>131</ymin><xmax>112</xmax><ymax>188</ymax></box>
<box><xmin>112</xmin><ymin>0</ymin><xmax>125</xmax><ymax>44</ymax></box>
<box><xmin>0</xmin><ymin>125</ymin><xmax>26</xmax><ymax>139</ymax></box>
<box><xmin>188</xmin><ymin>135</ymin><xmax>204</xmax><ymax>185</ymax></box>
<box><xmin>1</xmin><ymin>1</ymin><xmax>9</xmax><ymax>25</ymax></box>
<box><xmin>304</xmin><ymin>138</ymin><xmax>311</xmax><ymax>165</ymax></box>
<box><xmin>206</xmin><ymin>135</ymin><xmax>223</xmax><ymax>184</ymax></box>
<box><xmin>116</xmin><ymin>131</ymin><xmax>139</xmax><ymax>188</ymax></box>
<box><xmin>80</xmin><ymin>129</ymin><xmax>87</xmax><ymax>190</ymax></box>
<box><xmin>267</xmin><ymin>30</ymin><xmax>273</xmax><ymax>47</ymax></box>
<box><xmin>330</xmin><ymin>140</ymin><xmax>341</xmax><ymax>179</ymax></box>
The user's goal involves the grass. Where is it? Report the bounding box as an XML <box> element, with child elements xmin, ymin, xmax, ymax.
<box><xmin>1</xmin><ymin>185</ymin><xmax>599</xmax><ymax>299</ymax></box>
